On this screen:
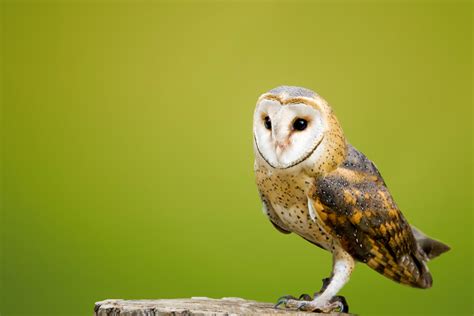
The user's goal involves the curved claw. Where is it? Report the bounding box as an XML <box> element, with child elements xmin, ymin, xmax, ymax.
<box><xmin>298</xmin><ymin>293</ymin><xmax>312</xmax><ymax>301</ymax></box>
<box><xmin>330</xmin><ymin>295</ymin><xmax>349</xmax><ymax>313</ymax></box>
<box><xmin>276</xmin><ymin>295</ymin><xmax>296</xmax><ymax>302</ymax></box>
<box><xmin>297</xmin><ymin>301</ymin><xmax>309</xmax><ymax>311</ymax></box>
<box><xmin>274</xmin><ymin>295</ymin><xmax>296</xmax><ymax>308</ymax></box>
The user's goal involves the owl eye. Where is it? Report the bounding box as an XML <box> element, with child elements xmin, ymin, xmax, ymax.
<box><xmin>264</xmin><ymin>116</ymin><xmax>272</xmax><ymax>130</ymax></box>
<box><xmin>293</xmin><ymin>118</ymin><xmax>308</xmax><ymax>131</ymax></box>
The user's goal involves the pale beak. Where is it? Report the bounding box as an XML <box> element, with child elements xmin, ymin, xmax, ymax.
<box><xmin>275</xmin><ymin>139</ymin><xmax>290</xmax><ymax>151</ymax></box>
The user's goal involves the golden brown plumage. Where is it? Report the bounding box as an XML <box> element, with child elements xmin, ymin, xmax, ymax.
<box><xmin>308</xmin><ymin>144</ymin><xmax>432</xmax><ymax>288</ymax></box>
<box><xmin>253</xmin><ymin>86</ymin><xmax>449</xmax><ymax>312</ymax></box>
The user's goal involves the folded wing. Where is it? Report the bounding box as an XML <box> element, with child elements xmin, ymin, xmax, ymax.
<box><xmin>308</xmin><ymin>144</ymin><xmax>433</xmax><ymax>288</ymax></box>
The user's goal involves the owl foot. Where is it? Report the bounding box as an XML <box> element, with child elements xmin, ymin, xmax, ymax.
<box><xmin>275</xmin><ymin>295</ymin><xmax>348</xmax><ymax>313</ymax></box>
<box><xmin>299</xmin><ymin>296</ymin><xmax>349</xmax><ymax>313</ymax></box>
<box><xmin>275</xmin><ymin>278</ymin><xmax>349</xmax><ymax>313</ymax></box>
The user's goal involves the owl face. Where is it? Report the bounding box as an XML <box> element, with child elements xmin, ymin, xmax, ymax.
<box><xmin>253</xmin><ymin>96</ymin><xmax>326</xmax><ymax>169</ymax></box>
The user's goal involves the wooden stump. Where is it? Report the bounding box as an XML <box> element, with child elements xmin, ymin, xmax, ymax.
<box><xmin>94</xmin><ymin>297</ymin><xmax>353</xmax><ymax>316</ymax></box>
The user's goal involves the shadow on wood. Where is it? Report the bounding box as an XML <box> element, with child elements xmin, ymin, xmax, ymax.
<box><xmin>94</xmin><ymin>297</ymin><xmax>354</xmax><ymax>315</ymax></box>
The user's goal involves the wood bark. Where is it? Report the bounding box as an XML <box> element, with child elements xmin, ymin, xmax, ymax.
<box><xmin>95</xmin><ymin>297</ymin><xmax>354</xmax><ymax>316</ymax></box>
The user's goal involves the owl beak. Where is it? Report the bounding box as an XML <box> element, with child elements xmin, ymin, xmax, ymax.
<box><xmin>275</xmin><ymin>140</ymin><xmax>290</xmax><ymax>152</ymax></box>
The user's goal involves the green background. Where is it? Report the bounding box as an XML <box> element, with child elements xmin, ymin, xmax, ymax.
<box><xmin>1</xmin><ymin>1</ymin><xmax>472</xmax><ymax>315</ymax></box>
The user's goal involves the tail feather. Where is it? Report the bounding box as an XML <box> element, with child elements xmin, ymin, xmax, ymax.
<box><xmin>366</xmin><ymin>239</ymin><xmax>432</xmax><ymax>289</ymax></box>
<box><xmin>412</xmin><ymin>252</ymin><xmax>432</xmax><ymax>288</ymax></box>
<box><xmin>411</xmin><ymin>226</ymin><xmax>451</xmax><ymax>260</ymax></box>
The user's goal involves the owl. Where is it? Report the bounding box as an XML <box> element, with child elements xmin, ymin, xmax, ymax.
<box><xmin>253</xmin><ymin>86</ymin><xmax>450</xmax><ymax>313</ymax></box>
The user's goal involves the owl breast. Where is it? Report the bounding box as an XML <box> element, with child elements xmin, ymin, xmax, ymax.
<box><xmin>256</xmin><ymin>167</ymin><xmax>336</xmax><ymax>251</ymax></box>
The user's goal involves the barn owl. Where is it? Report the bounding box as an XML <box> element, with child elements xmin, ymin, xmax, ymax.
<box><xmin>253</xmin><ymin>86</ymin><xmax>450</xmax><ymax>313</ymax></box>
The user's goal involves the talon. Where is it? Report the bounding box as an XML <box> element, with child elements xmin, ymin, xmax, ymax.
<box><xmin>274</xmin><ymin>295</ymin><xmax>296</xmax><ymax>308</ymax></box>
<box><xmin>330</xmin><ymin>295</ymin><xmax>349</xmax><ymax>313</ymax></box>
<box><xmin>297</xmin><ymin>301</ymin><xmax>308</xmax><ymax>311</ymax></box>
<box><xmin>274</xmin><ymin>299</ymin><xmax>286</xmax><ymax>308</ymax></box>
<box><xmin>298</xmin><ymin>293</ymin><xmax>312</xmax><ymax>301</ymax></box>
<box><xmin>276</xmin><ymin>295</ymin><xmax>296</xmax><ymax>302</ymax></box>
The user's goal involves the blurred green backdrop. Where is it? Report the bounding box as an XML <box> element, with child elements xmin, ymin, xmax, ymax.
<box><xmin>1</xmin><ymin>1</ymin><xmax>472</xmax><ymax>315</ymax></box>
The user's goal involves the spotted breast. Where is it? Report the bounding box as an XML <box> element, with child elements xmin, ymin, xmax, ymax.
<box><xmin>255</xmin><ymin>164</ymin><xmax>338</xmax><ymax>252</ymax></box>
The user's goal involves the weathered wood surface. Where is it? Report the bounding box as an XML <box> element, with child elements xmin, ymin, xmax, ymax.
<box><xmin>94</xmin><ymin>297</ymin><xmax>353</xmax><ymax>316</ymax></box>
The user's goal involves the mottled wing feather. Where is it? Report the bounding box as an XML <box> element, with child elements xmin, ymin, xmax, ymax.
<box><xmin>309</xmin><ymin>144</ymin><xmax>432</xmax><ymax>288</ymax></box>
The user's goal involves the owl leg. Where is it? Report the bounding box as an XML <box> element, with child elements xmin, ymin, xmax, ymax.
<box><xmin>276</xmin><ymin>248</ymin><xmax>354</xmax><ymax>313</ymax></box>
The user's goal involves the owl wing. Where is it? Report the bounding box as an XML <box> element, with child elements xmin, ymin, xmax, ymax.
<box><xmin>308</xmin><ymin>144</ymin><xmax>432</xmax><ymax>288</ymax></box>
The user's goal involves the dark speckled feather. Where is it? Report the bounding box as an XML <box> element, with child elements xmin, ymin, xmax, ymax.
<box><xmin>309</xmin><ymin>144</ymin><xmax>433</xmax><ymax>288</ymax></box>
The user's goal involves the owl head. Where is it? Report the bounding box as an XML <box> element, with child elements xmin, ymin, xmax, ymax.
<box><xmin>253</xmin><ymin>86</ymin><xmax>347</xmax><ymax>173</ymax></box>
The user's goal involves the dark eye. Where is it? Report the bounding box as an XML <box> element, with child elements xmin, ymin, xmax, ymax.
<box><xmin>293</xmin><ymin>118</ymin><xmax>308</xmax><ymax>131</ymax></box>
<box><xmin>264</xmin><ymin>116</ymin><xmax>272</xmax><ymax>130</ymax></box>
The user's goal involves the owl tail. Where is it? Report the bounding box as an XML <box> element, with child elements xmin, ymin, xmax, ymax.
<box><xmin>411</xmin><ymin>226</ymin><xmax>451</xmax><ymax>260</ymax></box>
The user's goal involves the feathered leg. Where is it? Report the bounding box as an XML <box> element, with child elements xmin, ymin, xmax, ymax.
<box><xmin>276</xmin><ymin>248</ymin><xmax>354</xmax><ymax>313</ymax></box>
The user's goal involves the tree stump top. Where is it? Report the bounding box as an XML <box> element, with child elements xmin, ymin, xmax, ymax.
<box><xmin>94</xmin><ymin>297</ymin><xmax>353</xmax><ymax>316</ymax></box>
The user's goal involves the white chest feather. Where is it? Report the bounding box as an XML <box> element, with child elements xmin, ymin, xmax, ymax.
<box><xmin>271</xmin><ymin>197</ymin><xmax>335</xmax><ymax>251</ymax></box>
<box><xmin>255</xmin><ymin>165</ymin><xmax>337</xmax><ymax>251</ymax></box>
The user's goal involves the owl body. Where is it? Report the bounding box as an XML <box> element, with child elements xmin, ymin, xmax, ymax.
<box><xmin>255</xmin><ymin>163</ymin><xmax>336</xmax><ymax>251</ymax></box>
<box><xmin>252</xmin><ymin>86</ymin><xmax>449</xmax><ymax>312</ymax></box>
